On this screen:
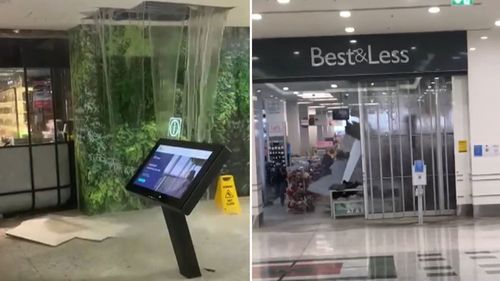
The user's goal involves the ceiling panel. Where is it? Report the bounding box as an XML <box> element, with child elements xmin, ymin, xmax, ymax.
<box><xmin>253</xmin><ymin>0</ymin><xmax>500</xmax><ymax>38</ymax></box>
<box><xmin>0</xmin><ymin>0</ymin><xmax>249</xmax><ymax>30</ymax></box>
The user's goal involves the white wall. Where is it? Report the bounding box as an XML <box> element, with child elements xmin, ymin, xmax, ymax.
<box><xmin>452</xmin><ymin>76</ymin><xmax>472</xmax><ymax>213</ymax></box>
<box><xmin>467</xmin><ymin>30</ymin><xmax>500</xmax><ymax>216</ymax></box>
<box><xmin>286</xmin><ymin>101</ymin><xmax>301</xmax><ymax>155</ymax></box>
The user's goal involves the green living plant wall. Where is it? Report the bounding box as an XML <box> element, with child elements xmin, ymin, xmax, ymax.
<box><xmin>70</xmin><ymin>25</ymin><xmax>250</xmax><ymax>214</ymax></box>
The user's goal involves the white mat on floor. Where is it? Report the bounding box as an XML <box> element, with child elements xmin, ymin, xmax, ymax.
<box><xmin>6</xmin><ymin>215</ymin><xmax>129</xmax><ymax>246</ymax></box>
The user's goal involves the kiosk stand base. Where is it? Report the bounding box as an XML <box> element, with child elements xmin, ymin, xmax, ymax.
<box><xmin>162</xmin><ymin>207</ymin><xmax>202</xmax><ymax>279</ymax></box>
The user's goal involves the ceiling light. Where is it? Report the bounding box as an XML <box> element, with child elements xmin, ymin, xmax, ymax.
<box><xmin>297</xmin><ymin>101</ymin><xmax>312</xmax><ymax>105</ymax></box>
<box><xmin>370</xmin><ymin>82</ymin><xmax>375</xmax><ymax>86</ymax></box>
<box><xmin>411</xmin><ymin>46</ymin><xmax>417</xmax><ymax>50</ymax></box>
<box><xmin>434</xmin><ymin>77</ymin><xmax>439</xmax><ymax>80</ymax></box>
<box><xmin>293</xmin><ymin>91</ymin><xmax>299</xmax><ymax>94</ymax></box>
<box><xmin>311</xmin><ymin>98</ymin><xmax>338</xmax><ymax>102</ymax></box>
<box><xmin>330</xmin><ymin>84</ymin><xmax>338</xmax><ymax>88</ymax></box>
<box><xmin>320</xmin><ymin>103</ymin><xmax>343</xmax><ymax>106</ymax></box>
<box><xmin>428</xmin><ymin>7</ymin><xmax>440</xmax><ymax>14</ymax></box>
<box><xmin>350</xmin><ymin>39</ymin><xmax>357</xmax><ymax>44</ymax></box>
<box><xmin>382</xmin><ymin>92</ymin><xmax>387</xmax><ymax>95</ymax></box>
<box><xmin>340</xmin><ymin>11</ymin><xmax>351</xmax><ymax>18</ymax></box>
<box><xmin>345</xmin><ymin>27</ymin><xmax>355</xmax><ymax>33</ymax></box>
<box><xmin>495</xmin><ymin>20</ymin><xmax>500</xmax><ymax>27</ymax></box>
<box><xmin>252</xmin><ymin>56</ymin><xmax>259</xmax><ymax>61</ymax></box>
<box><xmin>309</xmin><ymin>106</ymin><xmax>326</xmax><ymax>109</ymax></box>
<box><xmin>299</xmin><ymin>92</ymin><xmax>333</xmax><ymax>99</ymax></box>
<box><xmin>481</xmin><ymin>36</ymin><xmax>488</xmax><ymax>40</ymax></box>
<box><xmin>252</xmin><ymin>13</ymin><xmax>263</xmax><ymax>21</ymax></box>
<box><xmin>12</xmin><ymin>29</ymin><xmax>20</xmax><ymax>34</ymax></box>
<box><xmin>277</xmin><ymin>0</ymin><xmax>290</xmax><ymax>4</ymax></box>
<box><xmin>283</xmin><ymin>87</ymin><xmax>289</xmax><ymax>91</ymax></box>
<box><xmin>428</xmin><ymin>86</ymin><xmax>432</xmax><ymax>89</ymax></box>
<box><xmin>470</xmin><ymin>47</ymin><xmax>476</xmax><ymax>51</ymax></box>
<box><xmin>256</xmin><ymin>89</ymin><xmax>262</xmax><ymax>93</ymax></box>
<box><xmin>270</xmin><ymin>95</ymin><xmax>274</xmax><ymax>98</ymax></box>
<box><xmin>293</xmin><ymin>51</ymin><xmax>300</xmax><ymax>55</ymax></box>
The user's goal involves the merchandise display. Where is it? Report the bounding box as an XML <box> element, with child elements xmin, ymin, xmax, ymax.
<box><xmin>268</xmin><ymin>137</ymin><xmax>286</xmax><ymax>165</ymax></box>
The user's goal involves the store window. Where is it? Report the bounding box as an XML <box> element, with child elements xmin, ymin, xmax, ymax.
<box><xmin>0</xmin><ymin>68</ymin><xmax>28</xmax><ymax>146</ymax></box>
<box><xmin>26</xmin><ymin>68</ymin><xmax>55</xmax><ymax>144</ymax></box>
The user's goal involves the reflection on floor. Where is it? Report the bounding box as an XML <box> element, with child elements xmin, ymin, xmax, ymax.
<box><xmin>0</xmin><ymin>199</ymin><xmax>249</xmax><ymax>281</ymax></box>
<box><xmin>253</xmin><ymin>203</ymin><xmax>500</xmax><ymax>280</ymax></box>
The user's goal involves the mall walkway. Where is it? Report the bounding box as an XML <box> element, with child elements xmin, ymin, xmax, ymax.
<box><xmin>253</xmin><ymin>207</ymin><xmax>500</xmax><ymax>280</ymax></box>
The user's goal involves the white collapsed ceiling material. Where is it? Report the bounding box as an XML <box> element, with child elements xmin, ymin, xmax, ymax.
<box><xmin>0</xmin><ymin>0</ymin><xmax>249</xmax><ymax>30</ymax></box>
<box><xmin>6</xmin><ymin>215</ymin><xmax>129</xmax><ymax>246</ymax></box>
<box><xmin>253</xmin><ymin>0</ymin><xmax>500</xmax><ymax>38</ymax></box>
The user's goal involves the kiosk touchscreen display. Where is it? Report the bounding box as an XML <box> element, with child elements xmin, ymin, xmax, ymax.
<box><xmin>133</xmin><ymin>145</ymin><xmax>213</xmax><ymax>199</ymax></box>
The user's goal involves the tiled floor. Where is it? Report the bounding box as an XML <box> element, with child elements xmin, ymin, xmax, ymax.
<box><xmin>253</xmin><ymin>202</ymin><xmax>500</xmax><ymax>280</ymax></box>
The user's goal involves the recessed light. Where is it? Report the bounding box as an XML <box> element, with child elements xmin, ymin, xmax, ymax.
<box><xmin>428</xmin><ymin>7</ymin><xmax>440</xmax><ymax>14</ymax></box>
<box><xmin>470</xmin><ymin>47</ymin><xmax>477</xmax><ymax>51</ymax></box>
<box><xmin>283</xmin><ymin>87</ymin><xmax>289</xmax><ymax>91</ymax></box>
<box><xmin>277</xmin><ymin>0</ymin><xmax>290</xmax><ymax>4</ymax></box>
<box><xmin>270</xmin><ymin>95</ymin><xmax>274</xmax><ymax>98</ymax></box>
<box><xmin>370</xmin><ymin>82</ymin><xmax>375</xmax><ymax>86</ymax></box>
<box><xmin>481</xmin><ymin>36</ymin><xmax>488</xmax><ymax>40</ymax></box>
<box><xmin>293</xmin><ymin>91</ymin><xmax>299</xmax><ymax>94</ymax></box>
<box><xmin>330</xmin><ymin>84</ymin><xmax>338</xmax><ymax>88</ymax></box>
<box><xmin>257</xmin><ymin>89</ymin><xmax>262</xmax><ymax>93</ymax></box>
<box><xmin>350</xmin><ymin>39</ymin><xmax>357</xmax><ymax>44</ymax></box>
<box><xmin>495</xmin><ymin>20</ymin><xmax>500</xmax><ymax>27</ymax></box>
<box><xmin>13</xmin><ymin>29</ymin><xmax>20</xmax><ymax>34</ymax></box>
<box><xmin>340</xmin><ymin>11</ymin><xmax>351</xmax><ymax>18</ymax></box>
<box><xmin>428</xmin><ymin>86</ymin><xmax>432</xmax><ymax>89</ymax></box>
<box><xmin>382</xmin><ymin>92</ymin><xmax>387</xmax><ymax>95</ymax></box>
<box><xmin>434</xmin><ymin>77</ymin><xmax>439</xmax><ymax>80</ymax></box>
<box><xmin>252</xmin><ymin>56</ymin><xmax>259</xmax><ymax>60</ymax></box>
<box><xmin>411</xmin><ymin>46</ymin><xmax>417</xmax><ymax>50</ymax></box>
<box><xmin>252</xmin><ymin>13</ymin><xmax>263</xmax><ymax>21</ymax></box>
<box><xmin>293</xmin><ymin>51</ymin><xmax>300</xmax><ymax>55</ymax></box>
<box><xmin>345</xmin><ymin>27</ymin><xmax>355</xmax><ymax>33</ymax></box>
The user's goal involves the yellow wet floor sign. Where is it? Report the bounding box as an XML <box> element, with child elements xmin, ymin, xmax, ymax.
<box><xmin>215</xmin><ymin>175</ymin><xmax>241</xmax><ymax>215</ymax></box>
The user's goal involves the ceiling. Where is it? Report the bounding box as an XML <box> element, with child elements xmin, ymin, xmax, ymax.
<box><xmin>0</xmin><ymin>0</ymin><xmax>249</xmax><ymax>30</ymax></box>
<box><xmin>253</xmin><ymin>0</ymin><xmax>500</xmax><ymax>38</ymax></box>
<box><xmin>254</xmin><ymin>77</ymin><xmax>450</xmax><ymax>109</ymax></box>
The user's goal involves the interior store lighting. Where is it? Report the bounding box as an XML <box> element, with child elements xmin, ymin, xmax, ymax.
<box><xmin>350</xmin><ymin>39</ymin><xmax>357</xmax><ymax>44</ymax></box>
<box><xmin>330</xmin><ymin>84</ymin><xmax>338</xmax><ymax>88</ymax></box>
<box><xmin>283</xmin><ymin>87</ymin><xmax>289</xmax><ymax>91</ymax></box>
<box><xmin>298</xmin><ymin>92</ymin><xmax>333</xmax><ymax>99</ymax></box>
<box><xmin>277</xmin><ymin>0</ymin><xmax>290</xmax><ymax>4</ymax></box>
<box><xmin>481</xmin><ymin>36</ymin><xmax>488</xmax><ymax>40</ymax></box>
<box><xmin>495</xmin><ymin>20</ymin><xmax>500</xmax><ymax>27</ymax></box>
<box><xmin>345</xmin><ymin>27</ymin><xmax>355</xmax><ymax>33</ymax></box>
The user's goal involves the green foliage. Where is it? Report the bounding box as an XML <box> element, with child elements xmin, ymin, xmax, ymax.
<box><xmin>213</xmin><ymin>28</ymin><xmax>250</xmax><ymax>196</ymax></box>
<box><xmin>70</xmin><ymin>25</ymin><xmax>250</xmax><ymax>214</ymax></box>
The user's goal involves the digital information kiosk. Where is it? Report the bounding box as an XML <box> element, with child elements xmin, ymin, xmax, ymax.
<box><xmin>126</xmin><ymin>139</ymin><xmax>231</xmax><ymax>279</ymax></box>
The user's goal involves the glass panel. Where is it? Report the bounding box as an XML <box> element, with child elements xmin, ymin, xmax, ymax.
<box><xmin>26</xmin><ymin>68</ymin><xmax>55</xmax><ymax>144</ymax></box>
<box><xmin>0</xmin><ymin>68</ymin><xmax>28</xmax><ymax>146</ymax></box>
<box><xmin>51</xmin><ymin>68</ymin><xmax>73</xmax><ymax>142</ymax></box>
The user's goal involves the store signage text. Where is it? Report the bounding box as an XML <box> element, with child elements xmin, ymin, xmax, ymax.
<box><xmin>311</xmin><ymin>45</ymin><xmax>410</xmax><ymax>67</ymax></box>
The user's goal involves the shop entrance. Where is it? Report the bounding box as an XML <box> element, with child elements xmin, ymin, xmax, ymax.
<box><xmin>358</xmin><ymin>76</ymin><xmax>456</xmax><ymax>219</ymax></box>
<box><xmin>254</xmin><ymin>75</ymin><xmax>459</xmax><ymax>221</ymax></box>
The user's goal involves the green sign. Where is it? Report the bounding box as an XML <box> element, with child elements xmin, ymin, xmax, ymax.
<box><xmin>451</xmin><ymin>0</ymin><xmax>474</xmax><ymax>6</ymax></box>
<box><xmin>168</xmin><ymin>117</ymin><xmax>182</xmax><ymax>139</ymax></box>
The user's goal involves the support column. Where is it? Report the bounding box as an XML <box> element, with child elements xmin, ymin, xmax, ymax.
<box><xmin>286</xmin><ymin>100</ymin><xmax>301</xmax><ymax>155</ymax></box>
<box><xmin>299</xmin><ymin>104</ymin><xmax>310</xmax><ymax>155</ymax></box>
